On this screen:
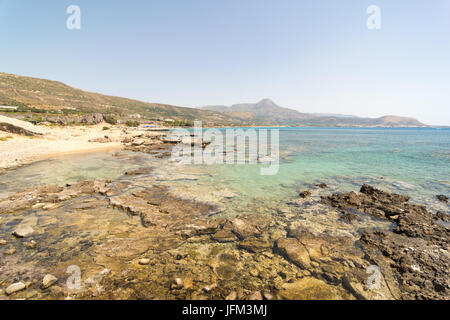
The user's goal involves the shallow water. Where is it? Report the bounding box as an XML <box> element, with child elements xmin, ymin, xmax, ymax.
<box><xmin>0</xmin><ymin>128</ymin><xmax>448</xmax><ymax>299</ymax></box>
<box><xmin>164</xmin><ymin>127</ymin><xmax>450</xmax><ymax>214</ymax></box>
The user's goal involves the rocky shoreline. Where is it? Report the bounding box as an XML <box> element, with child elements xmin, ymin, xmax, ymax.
<box><xmin>0</xmin><ymin>121</ymin><xmax>448</xmax><ymax>300</ymax></box>
<box><xmin>0</xmin><ymin>162</ymin><xmax>448</xmax><ymax>300</ymax></box>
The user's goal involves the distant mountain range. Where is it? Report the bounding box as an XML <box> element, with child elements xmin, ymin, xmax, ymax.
<box><xmin>202</xmin><ymin>99</ymin><xmax>427</xmax><ymax>127</ymax></box>
<box><xmin>0</xmin><ymin>72</ymin><xmax>428</xmax><ymax>127</ymax></box>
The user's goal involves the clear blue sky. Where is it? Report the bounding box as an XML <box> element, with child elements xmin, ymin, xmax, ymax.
<box><xmin>1</xmin><ymin>0</ymin><xmax>449</xmax><ymax>125</ymax></box>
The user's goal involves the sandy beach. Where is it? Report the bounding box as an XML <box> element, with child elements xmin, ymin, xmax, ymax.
<box><xmin>0</xmin><ymin>115</ymin><xmax>129</xmax><ymax>170</ymax></box>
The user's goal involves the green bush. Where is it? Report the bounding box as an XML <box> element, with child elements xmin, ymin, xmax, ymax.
<box><xmin>104</xmin><ymin>115</ymin><xmax>117</xmax><ymax>125</ymax></box>
<box><xmin>102</xmin><ymin>126</ymin><xmax>110</xmax><ymax>130</ymax></box>
<box><xmin>125</xmin><ymin>120</ymin><xmax>140</xmax><ymax>127</ymax></box>
<box><xmin>164</xmin><ymin>120</ymin><xmax>194</xmax><ymax>127</ymax></box>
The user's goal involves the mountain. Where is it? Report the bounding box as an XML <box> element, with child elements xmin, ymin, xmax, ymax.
<box><xmin>0</xmin><ymin>72</ymin><xmax>239</xmax><ymax>126</ymax></box>
<box><xmin>0</xmin><ymin>72</ymin><xmax>427</xmax><ymax>127</ymax></box>
<box><xmin>202</xmin><ymin>99</ymin><xmax>426</xmax><ymax>127</ymax></box>
<box><xmin>203</xmin><ymin>99</ymin><xmax>310</xmax><ymax>121</ymax></box>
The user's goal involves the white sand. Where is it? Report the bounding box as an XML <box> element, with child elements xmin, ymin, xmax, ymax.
<box><xmin>0</xmin><ymin>121</ymin><xmax>124</xmax><ymax>169</ymax></box>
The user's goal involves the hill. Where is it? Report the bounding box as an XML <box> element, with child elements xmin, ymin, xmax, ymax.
<box><xmin>202</xmin><ymin>99</ymin><xmax>426</xmax><ymax>127</ymax></box>
<box><xmin>0</xmin><ymin>73</ymin><xmax>427</xmax><ymax>127</ymax></box>
<box><xmin>0</xmin><ymin>72</ymin><xmax>239</xmax><ymax>126</ymax></box>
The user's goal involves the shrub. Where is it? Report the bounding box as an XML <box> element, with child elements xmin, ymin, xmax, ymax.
<box><xmin>104</xmin><ymin>115</ymin><xmax>117</xmax><ymax>125</ymax></box>
<box><xmin>125</xmin><ymin>120</ymin><xmax>140</xmax><ymax>127</ymax></box>
<box><xmin>102</xmin><ymin>126</ymin><xmax>110</xmax><ymax>130</ymax></box>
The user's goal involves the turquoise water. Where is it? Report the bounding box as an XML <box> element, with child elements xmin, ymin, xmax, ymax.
<box><xmin>0</xmin><ymin>128</ymin><xmax>448</xmax><ymax>212</ymax></box>
<box><xmin>171</xmin><ymin>128</ymin><xmax>449</xmax><ymax>211</ymax></box>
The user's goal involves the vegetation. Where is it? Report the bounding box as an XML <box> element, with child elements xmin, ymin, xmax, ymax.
<box><xmin>0</xmin><ymin>135</ymin><xmax>13</xmax><ymax>141</ymax></box>
<box><xmin>164</xmin><ymin>120</ymin><xmax>194</xmax><ymax>127</ymax></box>
<box><xmin>104</xmin><ymin>114</ymin><xmax>117</xmax><ymax>125</ymax></box>
<box><xmin>0</xmin><ymin>72</ymin><xmax>244</xmax><ymax>126</ymax></box>
<box><xmin>125</xmin><ymin>120</ymin><xmax>140</xmax><ymax>127</ymax></box>
<box><xmin>102</xmin><ymin>126</ymin><xmax>110</xmax><ymax>130</ymax></box>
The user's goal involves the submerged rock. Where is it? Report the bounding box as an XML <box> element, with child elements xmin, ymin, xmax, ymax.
<box><xmin>436</xmin><ymin>194</ymin><xmax>448</xmax><ymax>203</ymax></box>
<box><xmin>41</xmin><ymin>274</ymin><xmax>58</xmax><ymax>289</ymax></box>
<box><xmin>26</xmin><ymin>240</ymin><xmax>37</xmax><ymax>249</ymax></box>
<box><xmin>5</xmin><ymin>248</ymin><xmax>16</xmax><ymax>255</ymax></box>
<box><xmin>276</xmin><ymin>238</ymin><xmax>311</xmax><ymax>269</ymax></box>
<box><xmin>238</xmin><ymin>237</ymin><xmax>272</xmax><ymax>253</ymax></box>
<box><xmin>279</xmin><ymin>277</ymin><xmax>354</xmax><ymax>300</ymax></box>
<box><xmin>170</xmin><ymin>278</ymin><xmax>184</xmax><ymax>290</ymax></box>
<box><xmin>138</xmin><ymin>258</ymin><xmax>150</xmax><ymax>265</ymax></box>
<box><xmin>12</xmin><ymin>225</ymin><xmax>34</xmax><ymax>238</ymax></box>
<box><xmin>299</xmin><ymin>190</ymin><xmax>311</xmax><ymax>199</ymax></box>
<box><xmin>6</xmin><ymin>282</ymin><xmax>26</xmax><ymax>295</ymax></box>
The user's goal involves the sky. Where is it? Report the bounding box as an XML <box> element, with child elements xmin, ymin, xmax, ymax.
<box><xmin>0</xmin><ymin>0</ymin><xmax>449</xmax><ymax>125</ymax></box>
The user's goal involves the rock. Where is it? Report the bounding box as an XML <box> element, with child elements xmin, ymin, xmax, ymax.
<box><xmin>238</xmin><ymin>237</ymin><xmax>272</xmax><ymax>253</ymax></box>
<box><xmin>225</xmin><ymin>291</ymin><xmax>237</xmax><ymax>300</ymax></box>
<box><xmin>138</xmin><ymin>258</ymin><xmax>150</xmax><ymax>265</ymax></box>
<box><xmin>0</xmin><ymin>217</ymin><xmax>2</xmax><ymax>224</ymax></box>
<box><xmin>5</xmin><ymin>248</ymin><xmax>16</xmax><ymax>255</ymax></box>
<box><xmin>436</xmin><ymin>194</ymin><xmax>448</xmax><ymax>203</ymax></box>
<box><xmin>211</xmin><ymin>228</ymin><xmax>238</xmax><ymax>242</ymax></box>
<box><xmin>315</xmin><ymin>183</ymin><xmax>327</xmax><ymax>189</ymax></box>
<box><xmin>131</xmin><ymin>139</ymin><xmax>145</xmax><ymax>146</ymax></box>
<box><xmin>12</xmin><ymin>225</ymin><xmax>34</xmax><ymax>238</ymax></box>
<box><xmin>276</xmin><ymin>238</ymin><xmax>311</xmax><ymax>269</ymax></box>
<box><xmin>342</xmin><ymin>268</ymin><xmax>396</xmax><ymax>300</ymax></box>
<box><xmin>323</xmin><ymin>185</ymin><xmax>449</xmax><ymax>300</ymax></box>
<box><xmin>170</xmin><ymin>278</ymin><xmax>184</xmax><ymax>290</ymax></box>
<box><xmin>339</xmin><ymin>211</ymin><xmax>359</xmax><ymax>223</ymax></box>
<box><xmin>41</xmin><ymin>274</ymin><xmax>58</xmax><ymax>289</ymax></box>
<box><xmin>224</xmin><ymin>214</ymin><xmax>272</xmax><ymax>240</ymax></box>
<box><xmin>262</xmin><ymin>291</ymin><xmax>273</xmax><ymax>300</ymax></box>
<box><xmin>6</xmin><ymin>282</ymin><xmax>26</xmax><ymax>295</ymax></box>
<box><xmin>26</xmin><ymin>240</ymin><xmax>37</xmax><ymax>249</ymax></box>
<box><xmin>203</xmin><ymin>284</ymin><xmax>216</xmax><ymax>292</ymax></box>
<box><xmin>125</xmin><ymin>168</ymin><xmax>152</xmax><ymax>176</ymax></box>
<box><xmin>89</xmin><ymin>136</ymin><xmax>112</xmax><ymax>143</ymax></box>
<box><xmin>0</xmin><ymin>239</ymin><xmax>6</xmax><ymax>246</ymax></box>
<box><xmin>279</xmin><ymin>277</ymin><xmax>354</xmax><ymax>300</ymax></box>
<box><xmin>0</xmin><ymin>115</ymin><xmax>44</xmax><ymax>136</ymax></box>
<box><xmin>49</xmin><ymin>285</ymin><xmax>64</xmax><ymax>297</ymax></box>
<box><xmin>299</xmin><ymin>190</ymin><xmax>311</xmax><ymax>199</ymax></box>
<box><xmin>248</xmin><ymin>291</ymin><xmax>263</xmax><ymax>300</ymax></box>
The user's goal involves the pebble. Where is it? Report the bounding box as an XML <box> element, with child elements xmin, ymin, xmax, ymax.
<box><xmin>263</xmin><ymin>291</ymin><xmax>273</xmax><ymax>300</ymax></box>
<box><xmin>5</xmin><ymin>248</ymin><xmax>16</xmax><ymax>255</ymax></box>
<box><xmin>138</xmin><ymin>258</ymin><xmax>150</xmax><ymax>265</ymax></box>
<box><xmin>41</xmin><ymin>274</ymin><xmax>58</xmax><ymax>289</ymax></box>
<box><xmin>225</xmin><ymin>291</ymin><xmax>237</xmax><ymax>300</ymax></box>
<box><xmin>6</xmin><ymin>282</ymin><xmax>26</xmax><ymax>295</ymax></box>
<box><xmin>12</xmin><ymin>226</ymin><xmax>34</xmax><ymax>238</ymax></box>
<box><xmin>248</xmin><ymin>291</ymin><xmax>263</xmax><ymax>300</ymax></box>
<box><xmin>170</xmin><ymin>278</ymin><xmax>183</xmax><ymax>290</ymax></box>
<box><xmin>0</xmin><ymin>239</ymin><xmax>7</xmax><ymax>246</ymax></box>
<box><xmin>203</xmin><ymin>284</ymin><xmax>216</xmax><ymax>292</ymax></box>
<box><xmin>26</xmin><ymin>240</ymin><xmax>37</xmax><ymax>249</ymax></box>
